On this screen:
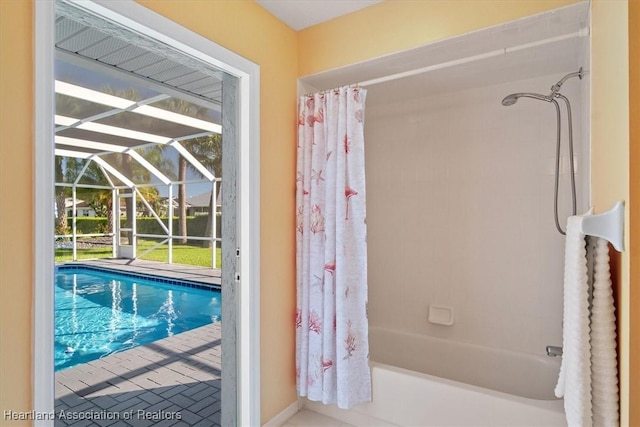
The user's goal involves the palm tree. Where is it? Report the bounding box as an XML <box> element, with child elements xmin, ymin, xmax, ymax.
<box><xmin>100</xmin><ymin>88</ymin><xmax>147</xmax><ymax>245</ymax></box>
<box><xmin>61</xmin><ymin>158</ymin><xmax>115</xmax><ymax>233</ymax></box>
<box><xmin>57</xmin><ymin>87</ymin><xmax>215</xmax><ymax>248</ymax></box>
<box><xmin>54</xmin><ymin>156</ymin><xmax>86</xmax><ymax>235</ymax></box>
<box><xmin>153</xmin><ymin>98</ymin><xmax>213</xmax><ymax>244</ymax></box>
<box><xmin>131</xmin><ymin>146</ymin><xmax>174</xmax><ymax>237</ymax></box>
<box><xmin>99</xmin><ymin>88</ymin><xmax>176</xmax><ymax>244</ymax></box>
<box><xmin>136</xmin><ymin>186</ymin><xmax>161</xmax><ymax>216</ymax></box>
<box><xmin>97</xmin><ymin>150</ymin><xmax>173</xmax><ymax>243</ymax></box>
<box><xmin>87</xmin><ymin>188</ymin><xmax>114</xmax><ymax>233</ymax></box>
<box><xmin>54</xmin><ymin>156</ymin><xmax>68</xmax><ymax>235</ymax></box>
<box><xmin>185</xmin><ymin>134</ymin><xmax>222</xmax><ymax>247</ymax></box>
<box><xmin>54</xmin><ymin>93</ymin><xmax>98</xmax><ymax>235</ymax></box>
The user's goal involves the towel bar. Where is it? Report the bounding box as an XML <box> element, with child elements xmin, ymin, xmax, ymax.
<box><xmin>579</xmin><ymin>201</ymin><xmax>624</xmax><ymax>252</ymax></box>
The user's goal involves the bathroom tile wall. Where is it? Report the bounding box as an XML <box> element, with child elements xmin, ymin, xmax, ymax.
<box><xmin>365</xmin><ymin>73</ymin><xmax>589</xmax><ymax>356</ymax></box>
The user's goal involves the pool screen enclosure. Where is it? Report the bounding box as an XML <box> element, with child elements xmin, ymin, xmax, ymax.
<box><xmin>54</xmin><ymin>2</ymin><xmax>228</xmax><ymax>267</ymax></box>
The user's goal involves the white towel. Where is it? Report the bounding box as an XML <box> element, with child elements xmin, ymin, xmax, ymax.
<box><xmin>555</xmin><ymin>215</ymin><xmax>592</xmax><ymax>427</ymax></box>
<box><xmin>590</xmin><ymin>237</ymin><xmax>619</xmax><ymax>426</ymax></box>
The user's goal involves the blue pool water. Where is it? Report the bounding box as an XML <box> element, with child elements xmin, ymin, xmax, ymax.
<box><xmin>55</xmin><ymin>267</ymin><xmax>221</xmax><ymax>371</ymax></box>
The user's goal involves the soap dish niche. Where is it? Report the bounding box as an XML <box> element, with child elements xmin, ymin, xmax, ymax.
<box><xmin>428</xmin><ymin>305</ymin><xmax>454</xmax><ymax>326</ymax></box>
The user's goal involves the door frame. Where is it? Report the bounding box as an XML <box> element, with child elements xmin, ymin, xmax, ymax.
<box><xmin>34</xmin><ymin>1</ymin><xmax>261</xmax><ymax>425</ymax></box>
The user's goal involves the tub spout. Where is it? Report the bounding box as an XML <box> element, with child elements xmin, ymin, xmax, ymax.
<box><xmin>546</xmin><ymin>345</ymin><xmax>563</xmax><ymax>357</ymax></box>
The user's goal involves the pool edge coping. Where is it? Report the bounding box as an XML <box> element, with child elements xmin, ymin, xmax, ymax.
<box><xmin>55</xmin><ymin>262</ymin><xmax>221</xmax><ymax>292</ymax></box>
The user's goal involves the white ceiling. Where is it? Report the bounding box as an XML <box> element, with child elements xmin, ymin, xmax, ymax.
<box><xmin>256</xmin><ymin>0</ymin><xmax>383</xmax><ymax>31</ymax></box>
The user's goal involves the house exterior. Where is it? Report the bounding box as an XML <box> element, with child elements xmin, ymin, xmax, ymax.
<box><xmin>64</xmin><ymin>198</ymin><xmax>96</xmax><ymax>218</ymax></box>
<box><xmin>0</xmin><ymin>1</ymin><xmax>637</xmax><ymax>426</ymax></box>
<box><xmin>159</xmin><ymin>191</ymin><xmax>221</xmax><ymax>217</ymax></box>
<box><xmin>186</xmin><ymin>191</ymin><xmax>221</xmax><ymax>217</ymax></box>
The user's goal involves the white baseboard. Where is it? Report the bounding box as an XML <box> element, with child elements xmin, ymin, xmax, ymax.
<box><xmin>262</xmin><ymin>400</ymin><xmax>302</xmax><ymax>427</ymax></box>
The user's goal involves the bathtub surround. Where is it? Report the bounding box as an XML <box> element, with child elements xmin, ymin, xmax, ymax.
<box><xmin>296</xmin><ymin>87</ymin><xmax>371</xmax><ymax>408</ymax></box>
<box><xmin>364</xmin><ymin>74</ymin><xmax>588</xmax><ymax>356</ymax></box>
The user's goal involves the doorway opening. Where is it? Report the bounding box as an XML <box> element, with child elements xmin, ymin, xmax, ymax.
<box><xmin>35</xmin><ymin>1</ymin><xmax>260</xmax><ymax>425</ymax></box>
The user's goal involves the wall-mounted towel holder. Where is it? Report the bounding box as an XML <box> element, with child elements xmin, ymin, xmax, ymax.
<box><xmin>579</xmin><ymin>201</ymin><xmax>624</xmax><ymax>252</ymax></box>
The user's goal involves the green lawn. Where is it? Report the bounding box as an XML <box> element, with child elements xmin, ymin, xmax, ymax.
<box><xmin>55</xmin><ymin>240</ymin><xmax>221</xmax><ymax>268</ymax></box>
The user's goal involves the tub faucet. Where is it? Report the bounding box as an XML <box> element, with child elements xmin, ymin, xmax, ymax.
<box><xmin>546</xmin><ymin>345</ymin><xmax>563</xmax><ymax>357</ymax></box>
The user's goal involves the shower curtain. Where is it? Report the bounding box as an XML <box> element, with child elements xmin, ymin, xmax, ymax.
<box><xmin>295</xmin><ymin>86</ymin><xmax>371</xmax><ymax>408</ymax></box>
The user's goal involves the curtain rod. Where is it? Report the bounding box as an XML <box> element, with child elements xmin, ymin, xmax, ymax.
<box><xmin>358</xmin><ymin>28</ymin><xmax>589</xmax><ymax>88</ymax></box>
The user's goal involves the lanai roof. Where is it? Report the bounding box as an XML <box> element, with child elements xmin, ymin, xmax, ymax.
<box><xmin>55</xmin><ymin>2</ymin><xmax>224</xmax><ymax>188</ymax></box>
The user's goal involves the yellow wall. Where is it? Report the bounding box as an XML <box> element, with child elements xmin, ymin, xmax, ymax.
<box><xmin>134</xmin><ymin>2</ymin><xmax>299</xmax><ymax>423</ymax></box>
<box><xmin>0</xmin><ymin>0</ymin><xmax>34</xmax><ymax>422</ymax></box>
<box><xmin>1</xmin><ymin>0</ymin><xmax>635</xmax><ymax>425</ymax></box>
<box><xmin>0</xmin><ymin>0</ymin><xmax>299</xmax><ymax>424</ymax></box>
<box><xmin>628</xmin><ymin>1</ymin><xmax>639</xmax><ymax>425</ymax></box>
<box><xmin>591</xmin><ymin>1</ymin><xmax>632</xmax><ymax>424</ymax></box>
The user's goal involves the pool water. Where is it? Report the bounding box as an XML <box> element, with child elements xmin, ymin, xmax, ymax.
<box><xmin>55</xmin><ymin>267</ymin><xmax>221</xmax><ymax>371</ymax></box>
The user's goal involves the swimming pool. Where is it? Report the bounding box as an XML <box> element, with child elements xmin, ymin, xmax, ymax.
<box><xmin>55</xmin><ymin>266</ymin><xmax>221</xmax><ymax>371</ymax></box>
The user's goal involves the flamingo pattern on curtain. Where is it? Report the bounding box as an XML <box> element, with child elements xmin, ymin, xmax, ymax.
<box><xmin>296</xmin><ymin>86</ymin><xmax>371</xmax><ymax>409</ymax></box>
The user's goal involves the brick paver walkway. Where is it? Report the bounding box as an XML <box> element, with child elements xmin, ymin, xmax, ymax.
<box><xmin>55</xmin><ymin>322</ymin><xmax>222</xmax><ymax>427</ymax></box>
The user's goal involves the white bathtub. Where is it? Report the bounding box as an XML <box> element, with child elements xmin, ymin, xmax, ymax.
<box><xmin>303</xmin><ymin>327</ymin><xmax>566</xmax><ymax>426</ymax></box>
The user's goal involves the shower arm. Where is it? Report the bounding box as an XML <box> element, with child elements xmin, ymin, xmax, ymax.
<box><xmin>549</xmin><ymin>67</ymin><xmax>583</xmax><ymax>98</ymax></box>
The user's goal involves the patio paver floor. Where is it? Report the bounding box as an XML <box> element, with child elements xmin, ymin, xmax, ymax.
<box><xmin>55</xmin><ymin>322</ymin><xmax>222</xmax><ymax>427</ymax></box>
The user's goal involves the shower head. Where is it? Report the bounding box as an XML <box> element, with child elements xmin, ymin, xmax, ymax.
<box><xmin>501</xmin><ymin>94</ymin><xmax>519</xmax><ymax>106</ymax></box>
<box><xmin>503</xmin><ymin>68</ymin><xmax>584</xmax><ymax>107</ymax></box>
<box><xmin>501</xmin><ymin>92</ymin><xmax>553</xmax><ymax>106</ymax></box>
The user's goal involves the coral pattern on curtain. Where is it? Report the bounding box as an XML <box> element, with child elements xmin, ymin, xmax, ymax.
<box><xmin>295</xmin><ymin>86</ymin><xmax>371</xmax><ymax>409</ymax></box>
